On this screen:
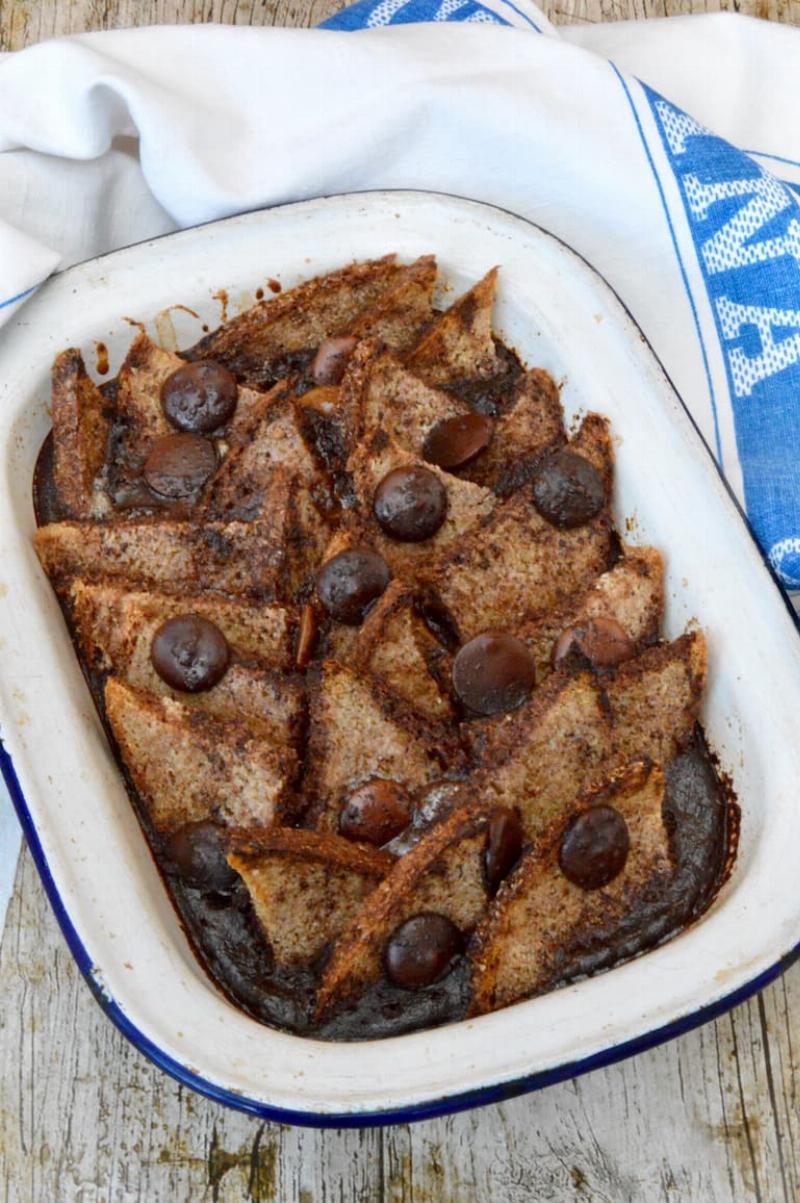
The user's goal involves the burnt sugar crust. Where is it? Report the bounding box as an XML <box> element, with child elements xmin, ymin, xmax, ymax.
<box><xmin>32</xmin><ymin>256</ymin><xmax>732</xmax><ymax>1039</ymax></box>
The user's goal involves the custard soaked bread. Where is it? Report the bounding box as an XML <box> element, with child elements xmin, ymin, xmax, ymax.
<box><xmin>34</xmin><ymin>256</ymin><xmax>732</xmax><ymax>1041</ymax></box>
<box><xmin>229</xmin><ymin>828</ymin><xmax>393</xmax><ymax>968</ymax></box>
<box><xmin>105</xmin><ymin>678</ymin><xmax>295</xmax><ymax>834</ymax></box>
<box><xmin>49</xmin><ymin>349</ymin><xmax>112</xmax><ymax>520</ymax></box>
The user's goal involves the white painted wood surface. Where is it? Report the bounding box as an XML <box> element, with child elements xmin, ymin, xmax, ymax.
<box><xmin>2</xmin><ymin>1</ymin><xmax>799</xmax><ymax>1200</ymax></box>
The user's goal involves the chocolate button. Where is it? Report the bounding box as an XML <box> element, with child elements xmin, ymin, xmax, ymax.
<box><xmin>452</xmin><ymin>631</ymin><xmax>535</xmax><ymax>716</ymax></box>
<box><xmin>422</xmin><ymin>413</ymin><xmax>494</xmax><ymax>470</ymax></box>
<box><xmin>373</xmin><ymin>466</ymin><xmax>448</xmax><ymax>543</ymax></box>
<box><xmin>340</xmin><ymin>779</ymin><xmax>413</xmax><ymax>847</ymax></box>
<box><xmin>143</xmin><ymin>433</ymin><xmax>217</xmax><ymax>499</ymax></box>
<box><xmin>310</xmin><ymin>336</ymin><xmax>359</xmax><ymax>386</ymax></box>
<box><xmin>559</xmin><ymin>804</ymin><xmax>630</xmax><ymax>890</ymax></box>
<box><xmin>161</xmin><ymin>360</ymin><xmax>238</xmax><ymax>433</ymax></box>
<box><xmin>484</xmin><ymin>807</ymin><xmax>524</xmax><ymax>892</ymax></box>
<box><xmin>151</xmin><ymin>615</ymin><xmax>230</xmax><ymax>692</ymax></box>
<box><xmin>385</xmin><ymin>913</ymin><xmax>463</xmax><ymax>989</ymax></box>
<box><xmin>164</xmin><ymin>820</ymin><xmax>238</xmax><ymax>892</ymax></box>
<box><xmin>532</xmin><ymin>449</ymin><xmax>605</xmax><ymax>529</ymax></box>
<box><xmin>553</xmin><ymin>617</ymin><xmax>635</xmax><ymax>670</ymax></box>
<box><xmin>316</xmin><ymin>548</ymin><xmax>391</xmax><ymax>625</ymax></box>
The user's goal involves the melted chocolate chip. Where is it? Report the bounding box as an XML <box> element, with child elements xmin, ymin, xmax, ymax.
<box><xmin>373</xmin><ymin>466</ymin><xmax>448</xmax><ymax>542</ymax></box>
<box><xmin>422</xmin><ymin>413</ymin><xmax>494</xmax><ymax>470</ymax></box>
<box><xmin>532</xmin><ymin>449</ymin><xmax>605</xmax><ymax>528</ymax></box>
<box><xmin>151</xmin><ymin>615</ymin><xmax>230</xmax><ymax>692</ymax></box>
<box><xmin>164</xmin><ymin>820</ymin><xmax>238</xmax><ymax>892</ymax></box>
<box><xmin>316</xmin><ymin>548</ymin><xmax>391</xmax><ymax>625</ymax></box>
<box><xmin>161</xmin><ymin>361</ymin><xmax>238</xmax><ymax>433</ymax></box>
<box><xmin>484</xmin><ymin>807</ymin><xmax>524</xmax><ymax>892</ymax></box>
<box><xmin>452</xmin><ymin>631</ymin><xmax>535</xmax><ymax>716</ymax></box>
<box><xmin>559</xmin><ymin>805</ymin><xmax>630</xmax><ymax>890</ymax></box>
<box><xmin>143</xmin><ymin>433</ymin><xmax>217</xmax><ymax>499</ymax></box>
<box><xmin>340</xmin><ymin>779</ymin><xmax>413</xmax><ymax>847</ymax></box>
<box><xmin>384</xmin><ymin>913</ymin><xmax>463</xmax><ymax>989</ymax></box>
<box><xmin>553</xmin><ymin>617</ymin><xmax>635</xmax><ymax>670</ymax></box>
<box><xmin>310</xmin><ymin>336</ymin><xmax>359</xmax><ymax>386</ymax></box>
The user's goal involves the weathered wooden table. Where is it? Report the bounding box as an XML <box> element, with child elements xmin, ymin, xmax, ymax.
<box><xmin>2</xmin><ymin>1</ymin><xmax>800</xmax><ymax>1199</ymax></box>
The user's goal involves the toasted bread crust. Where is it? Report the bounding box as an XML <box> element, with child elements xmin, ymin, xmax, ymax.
<box><xmin>70</xmin><ymin>579</ymin><xmax>294</xmax><ymax>669</ymax></box>
<box><xmin>605</xmin><ymin>630</ymin><xmax>707</xmax><ymax>765</ymax></box>
<box><xmin>202</xmin><ymin>381</ymin><xmax>325</xmax><ymax>520</ymax></box>
<box><xmin>315</xmin><ymin>802</ymin><xmax>494</xmax><ymax>1018</ymax></box>
<box><xmin>468</xmin><ymin>761</ymin><xmax>671</xmax><ymax>1014</ymax></box>
<box><xmin>105</xmin><ymin>678</ymin><xmax>293</xmax><ymax>833</ymax></box>
<box><xmin>407</xmin><ymin>267</ymin><xmax>500</xmax><ymax>385</ymax></box>
<box><xmin>347</xmin><ymin>428</ymin><xmax>496</xmax><ymax>579</ymax></box>
<box><xmin>35</xmin><ymin>468</ymin><xmax>326</xmax><ymax>602</ymax></box>
<box><xmin>308</xmin><ymin>660</ymin><xmax>462</xmax><ymax>831</ymax></box>
<box><xmin>50</xmin><ymin>349</ymin><xmax>111</xmax><ymax>519</ymax></box>
<box><xmin>228</xmin><ymin>828</ymin><xmax>392</xmax><ymax>967</ymax></box>
<box><xmin>463</xmin><ymin>367</ymin><xmax>565</xmax><ymax>496</ymax></box>
<box><xmin>345</xmin><ymin>347</ymin><xmax>467</xmax><ymax>458</ymax></box>
<box><xmin>185</xmin><ymin>256</ymin><xmax>404</xmax><ymax>387</ymax></box>
<box><xmin>347</xmin><ymin>255</ymin><xmax>437</xmax><ymax>353</ymax></box>
<box><xmin>517</xmin><ymin>546</ymin><xmax>664</xmax><ymax>681</ymax></box>
<box><xmin>353</xmin><ymin>581</ymin><xmax>454</xmax><ymax>720</ymax></box>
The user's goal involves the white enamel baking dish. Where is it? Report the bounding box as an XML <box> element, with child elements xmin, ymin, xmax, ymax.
<box><xmin>1</xmin><ymin>191</ymin><xmax>799</xmax><ymax>1127</ymax></box>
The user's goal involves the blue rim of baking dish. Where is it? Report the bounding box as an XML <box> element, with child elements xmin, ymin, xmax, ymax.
<box><xmin>3</xmin><ymin>190</ymin><xmax>800</xmax><ymax>1128</ymax></box>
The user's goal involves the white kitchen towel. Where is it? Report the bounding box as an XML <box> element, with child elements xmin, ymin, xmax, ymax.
<box><xmin>0</xmin><ymin>7</ymin><xmax>799</xmax><ymax>935</ymax></box>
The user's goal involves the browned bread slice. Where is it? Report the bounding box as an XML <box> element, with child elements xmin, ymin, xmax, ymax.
<box><xmin>343</xmin><ymin>346</ymin><xmax>468</xmax><ymax>457</ymax></box>
<box><xmin>423</xmin><ymin>493</ymin><xmax>613</xmax><ymax>641</ymax></box>
<box><xmin>518</xmin><ymin>546</ymin><xmax>664</xmax><ymax>681</ymax></box>
<box><xmin>469</xmin><ymin>671</ymin><xmax>613</xmax><ymax>840</ymax></box>
<box><xmin>70</xmin><ymin>579</ymin><xmax>294</xmax><ymax>668</ymax></box>
<box><xmin>315</xmin><ymin>802</ymin><xmax>495</xmax><ymax>1018</ymax></box>
<box><xmin>346</xmin><ymin>254</ymin><xmax>437</xmax><ymax>353</ymax></box>
<box><xmin>353</xmin><ymin>581</ymin><xmax>453</xmax><ymax>720</ymax></box>
<box><xmin>348</xmin><ymin>428</ymin><xmax>495</xmax><ymax>578</ymax></box>
<box><xmin>463</xmin><ymin>368</ymin><xmax>565</xmax><ymax>496</ymax></box>
<box><xmin>202</xmin><ymin>382</ymin><xmax>327</xmax><ymax>521</ymax></box>
<box><xmin>35</xmin><ymin>469</ymin><xmax>325</xmax><ymax>601</ymax></box>
<box><xmin>50</xmin><ymin>349</ymin><xmax>112</xmax><ymax>519</ymax></box>
<box><xmin>228</xmin><ymin>828</ymin><xmax>392</xmax><ymax>967</ymax></box>
<box><xmin>421</xmin><ymin>411</ymin><xmax>614</xmax><ymax>637</ymax></box>
<box><xmin>605</xmin><ymin>630</ymin><xmax>707</xmax><ymax>765</ymax></box>
<box><xmin>105</xmin><ymin>678</ymin><xmax>293</xmax><ymax>833</ymax></box>
<box><xmin>185</xmin><ymin>256</ymin><xmax>406</xmax><ymax>388</ymax></box>
<box><xmin>35</xmin><ymin>514</ymin><xmax>283</xmax><ymax>598</ymax></box>
<box><xmin>406</xmin><ymin>268</ymin><xmax>500</xmax><ymax>385</ymax></box>
<box><xmin>70</xmin><ymin>580</ymin><xmax>303</xmax><ymax>735</ymax></box>
<box><xmin>570</xmin><ymin>411</ymin><xmax>615</xmax><ymax>496</ymax></box>
<box><xmin>468</xmin><ymin>761</ymin><xmax>672</xmax><ymax>1014</ymax></box>
<box><xmin>110</xmin><ymin>332</ymin><xmax>265</xmax><ymax>466</ymax></box>
<box><xmin>309</xmin><ymin>660</ymin><xmax>463</xmax><ymax>831</ymax></box>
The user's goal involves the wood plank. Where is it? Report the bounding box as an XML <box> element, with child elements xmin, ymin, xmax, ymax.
<box><xmin>2</xmin><ymin>0</ymin><xmax>800</xmax><ymax>48</ymax></box>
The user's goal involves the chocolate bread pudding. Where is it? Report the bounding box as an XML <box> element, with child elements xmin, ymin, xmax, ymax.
<box><xmin>32</xmin><ymin>255</ymin><xmax>736</xmax><ymax>1040</ymax></box>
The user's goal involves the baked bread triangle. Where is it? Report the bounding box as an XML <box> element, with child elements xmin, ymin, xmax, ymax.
<box><xmin>228</xmin><ymin>827</ymin><xmax>392</xmax><ymax>968</ymax></box>
<box><xmin>315</xmin><ymin>802</ymin><xmax>495</xmax><ymax>1019</ymax></box>
<box><xmin>468</xmin><ymin>761</ymin><xmax>672</xmax><ymax>1014</ymax></box>
<box><xmin>50</xmin><ymin>349</ymin><xmax>112</xmax><ymax>519</ymax></box>
<box><xmin>105</xmin><ymin>678</ymin><xmax>295</xmax><ymax>834</ymax></box>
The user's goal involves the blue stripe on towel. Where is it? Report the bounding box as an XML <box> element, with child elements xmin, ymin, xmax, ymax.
<box><xmin>645</xmin><ymin>87</ymin><xmax>800</xmax><ymax>589</ymax></box>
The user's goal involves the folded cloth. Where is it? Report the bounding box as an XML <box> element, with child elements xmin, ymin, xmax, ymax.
<box><xmin>0</xmin><ymin>4</ymin><xmax>799</xmax><ymax>934</ymax></box>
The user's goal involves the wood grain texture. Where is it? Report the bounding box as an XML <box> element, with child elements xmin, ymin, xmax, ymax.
<box><xmin>2</xmin><ymin>0</ymin><xmax>800</xmax><ymax>1200</ymax></box>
